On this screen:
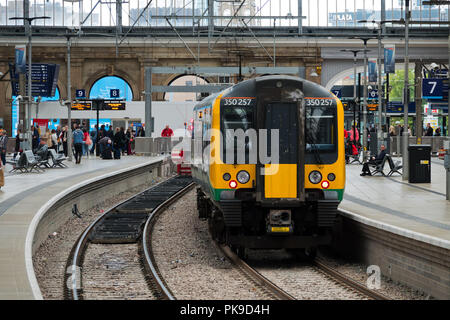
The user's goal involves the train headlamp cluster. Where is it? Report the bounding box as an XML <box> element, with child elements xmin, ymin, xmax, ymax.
<box><xmin>308</xmin><ymin>171</ymin><xmax>322</xmax><ymax>184</ymax></box>
<box><xmin>236</xmin><ymin>170</ymin><xmax>250</xmax><ymax>184</ymax></box>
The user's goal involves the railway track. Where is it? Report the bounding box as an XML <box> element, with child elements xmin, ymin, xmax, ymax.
<box><xmin>313</xmin><ymin>256</ymin><xmax>389</xmax><ymax>300</ymax></box>
<box><xmin>217</xmin><ymin>245</ymin><xmax>389</xmax><ymax>300</ymax></box>
<box><xmin>64</xmin><ymin>175</ymin><xmax>194</xmax><ymax>300</ymax></box>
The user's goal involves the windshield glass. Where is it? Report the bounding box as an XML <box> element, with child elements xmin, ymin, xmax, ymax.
<box><xmin>221</xmin><ymin>105</ymin><xmax>254</xmax><ymax>164</ymax></box>
<box><xmin>306</xmin><ymin>106</ymin><xmax>336</xmax><ymax>152</ymax></box>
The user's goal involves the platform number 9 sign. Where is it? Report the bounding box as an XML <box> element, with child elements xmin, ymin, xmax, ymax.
<box><xmin>110</xmin><ymin>89</ymin><xmax>120</xmax><ymax>98</ymax></box>
<box><xmin>75</xmin><ymin>89</ymin><xmax>86</xmax><ymax>99</ymax></box>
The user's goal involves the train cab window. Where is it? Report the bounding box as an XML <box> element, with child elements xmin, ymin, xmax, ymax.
<box><xmin>221</xmin><ymin>105</ymin><xmax>254</xmax><ymax>164</ymax></box>
<box><xmin>306</xmin><ymin>105</ymin><xmax>336</xmax><ymax>153</ymax></box>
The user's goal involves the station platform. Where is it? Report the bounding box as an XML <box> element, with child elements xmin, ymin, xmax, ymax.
<box><xmin>341</xmin><ymin>158</ymin><xmax>450</xmax><ymax>249</ymax></box>
<box><xmin>0</xmin><ymin>155</ymin><xmax>164</xmax><ymax>300</ymax></box>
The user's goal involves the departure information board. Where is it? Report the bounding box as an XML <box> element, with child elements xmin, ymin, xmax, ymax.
<box><xmin>103</xmin><ymin>100</ymin><xmax>126</xmax><ymax>110</ymax></box>
<box><xmin>71</xmin><ymin>102</ymin><xmax>92</xmax><ymax>110</ymax></box>
<box><xmin>9</xmin><ymin>63</ymin><xmax>60</xmax><ymax>97</ymax></box>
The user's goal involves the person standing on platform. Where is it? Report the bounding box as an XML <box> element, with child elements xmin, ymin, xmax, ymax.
<box><xmin>0</xmin><ymin>130</ymin><xmax>8</xmax><ymax>166</ymax></box>
<box><xmin>161</xmin><ymin>125</ymin><xmax>174</xmax><ymax>154</ymax></box>
<box><xmin>82</xmin><ymin>127</ymin><xmax>89</xmax><ymax>157</ymax></box>
<box><xmin>60</xmin><ymin>126</ymin><xmax>68</xmax><ymax>156</ymax></box>
<box><xmin>137</xmin><ymin>125</ymin><xmax>145</xmax><ymax>137</ymax></box>
<box><xmin>72</xmin><ymin>124</ymin><xmax>84</xmax><ymax>164</ymax></box>
<box><xmin>51</xmin><ymin>129</ymin><xmax>58</xmax><ymax>150</ymax></box>
<box><xmin>425</xmin><ymin>123</ymin><xmax>434</xmax><ymax>136</ymax></box>
<box><xmin>44</xmin><ymin>126</ymin><xmax>52</xmax><ymax>149</ymax></box>
<box><xmin>105</xmin><ymin>126</ymin><xmax>113</xmax><ymax>139</ymax></box>
<box><xmin>90</xmin><ymin>125</ymin><xmax>97</xmax><ymax>155</ymax></box>
<box><xmin>14</xmin><ymin>128</ymin><xmax>23</xmax><ymax>158</ymax></box>
<box><xmin>126</xmin><ymin>127</ymin><xmax>133</xmax><ymax>155</ymax></box>
<box><xmin>435</xmin><ymin>127</ymin><xmax>441</xmax><ymax>136</ymax></box>
<box><xmin>31</xmin><ymin>125</ymin><xmax>39</xmax><ymax>151</ymax></box>
<box><xmin>113</xmin><ymin>127</ymin><xmax>124</xmax><ymax>159</ymax></box>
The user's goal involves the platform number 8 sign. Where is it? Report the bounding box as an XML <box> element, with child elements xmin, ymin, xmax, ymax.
<box><xmin>110</xmin><ymin>89</ymin><xmax>120</xmax><ymax>98</ymax></box>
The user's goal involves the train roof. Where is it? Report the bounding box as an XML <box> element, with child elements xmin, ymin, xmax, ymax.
<box><xmin>193</xmin><ymin>75</ymin><xmax>335</xmax><ymax>110</ymax></box>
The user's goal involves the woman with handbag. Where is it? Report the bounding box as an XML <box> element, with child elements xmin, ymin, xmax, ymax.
<box><xmin>85</xmin><ymin>130</ymin><xmax>92</xmax><ymax>158</ymax></box>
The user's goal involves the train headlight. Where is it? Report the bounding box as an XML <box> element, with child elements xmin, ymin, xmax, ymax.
<box><xmin>223</xmin><ymin>173</ymin><xmax>231</xmax><ymax>181</ymax></box>
<box><xmin>308</xmin><ymin>171</ymin><xmax>322</xmax><ymax>184</ymax></box>
<box><xmin>236</xmin><ymin>170</ymin><xmax>250</xmax><ymax>184</ymax></box>
<box><xmin>321</xmin><ymin>180</ymin><xmax>330</xmax><ymax>189</ymax></box>
<box><xmin>327</xmin><ymin>173</ymin><xmax>336</xmax><ymax>181</ymax></box>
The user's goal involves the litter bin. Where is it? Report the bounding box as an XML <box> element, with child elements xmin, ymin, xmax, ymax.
<box><xmin>408</xmin><ymin>144</ymin><xmax>431</xmax><ymax>183</ymax></box>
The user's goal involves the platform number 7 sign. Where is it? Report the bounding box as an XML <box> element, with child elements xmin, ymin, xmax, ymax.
<box><xmin>110</xmin><ymin>89</ymin><xmax>120</xmax><ymax>99</ymax></box>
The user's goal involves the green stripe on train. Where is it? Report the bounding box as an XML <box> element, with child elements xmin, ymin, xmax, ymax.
<box><xmin>211</xmin><ymin>187</ymin><xmax>344</xmax><ymax>202</ymax></box>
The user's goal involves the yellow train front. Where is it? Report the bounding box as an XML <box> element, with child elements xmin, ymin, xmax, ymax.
<box><xmin>191</xmin><ymin>75</ymin><xmax>345</xmax><ymax>255</ymax></box>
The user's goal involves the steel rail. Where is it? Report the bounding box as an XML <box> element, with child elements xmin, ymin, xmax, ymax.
<box><xmin>314</xmin><ymin>257</ymin><xmax>390</xmax><ymax>300</ymax></box>
<box><xmin>141</xmin><ymin>182</ymin><xmax>196</xmax><ymax>300</ymax></box>
<box><xmin>217</xmin><ymin>244</ymin><xmax>296</xmax><ymax>300</ymax></box>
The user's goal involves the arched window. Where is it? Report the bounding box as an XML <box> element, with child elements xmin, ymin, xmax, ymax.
<box><xmin>89</xmin><ymin>76</ymin><xmax>133</xmax><ymax>101</ymax></box>
<box><xmin>164</xmin><ymin>75</ymin><xmax>208</xmax><ymax>102</ymax></box>
<box><xmin>11</xmin><ymin>87</ymin><xmax>60</xmax><ymax>136</ymax></box>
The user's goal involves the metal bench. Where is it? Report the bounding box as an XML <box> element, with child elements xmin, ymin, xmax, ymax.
<box><xmin>8</xmin><ymin>153</ymin><xmax>28</xmax><ymax>173</ymax></box>
<box><xmin>24</xmin><ymin>150</ymin><xmax>45</xmax><ymax>173</ymax></box>
<box><xmin>386</xmin><ymin>154</ymin><xmax>403</xmax><ymax>176</ymax></box>
<box><xmin>369</xmin><ymin>155</ymin><xmax>388</xmax><ymax>176</ymax></box>
<box><xmin>48</xmin><ymin>149</ymin><xmax>68</xmax><ymax>168</ymax></box>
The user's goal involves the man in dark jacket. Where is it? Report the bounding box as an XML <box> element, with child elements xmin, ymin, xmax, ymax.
<box><xmin>361</xmin><ymin>144</ymin><xmax>387</xmax><ymax>176</ymax></box>
<box><xmin>424</xmin><ymin>123</ymin><xmax>434</xmax><ymax>136</ymax></box>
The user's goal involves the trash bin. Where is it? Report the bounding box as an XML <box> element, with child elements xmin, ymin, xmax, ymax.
<box><xmin>408</xmin><ymin>144</ymin><xmax>431</xmax><ymax>183</ymax></box>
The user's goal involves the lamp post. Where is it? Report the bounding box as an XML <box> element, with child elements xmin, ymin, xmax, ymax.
<box><xmin>9</xmin><ymin>15</ymin><xmax>50</xmax><ymax>148</ymax></box>
<box><xmin>351</xmin><ymin>37</ymin><xmax>373</xmax><ymax>162</ymax></box>
<box><xmin>403</xmin><ymin>0</ymin><xmax>411</xmax><ymax>181</ymax></box>
<box><xmin>358</xmin><ymin>19</ymin><xmax>403</xmax><ymax>152</ymax></box>
<box><xmin>340</xmin><ymin>49</ymin><xmax>369</xmax><ymax>146</ymax></box>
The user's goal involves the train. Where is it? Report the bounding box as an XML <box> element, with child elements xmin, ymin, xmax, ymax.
<box><xmin>190</xmin><ymin>75</ymin><xmax>345</xmax><ymax>257</ymax></box>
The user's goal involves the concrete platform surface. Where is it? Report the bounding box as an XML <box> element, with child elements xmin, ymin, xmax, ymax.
<box><xmin>0</xmin><ymin>155</ymin><xmax>163</xmax><ymax>300</ymax></box>
<box><xmin>341</xmin><ymin>158</ymin><xmax>450</xmax><ymax>249</ymax></box>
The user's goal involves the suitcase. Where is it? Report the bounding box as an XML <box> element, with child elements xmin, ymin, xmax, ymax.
<box><xmin>114</xmin><ymin>148</ymin><xmax>121</xmax><ymax>159</ymax></box>
<box><xmin>102</xmin><ymin>148</ymin><xmax>113</xmax><ymax>159</ymax></box>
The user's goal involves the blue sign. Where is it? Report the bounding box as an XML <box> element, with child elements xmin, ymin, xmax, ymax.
<box><xmin>368</xmin><ymin>88</ymin><xmax>378</xmax><ymax>100</ymax></box>
<box><xmin>384</xmin><ymin>45</ymin><xmax>395</xmax><ymax>74</ymax></box>
<box><xmin>422</xmin><ymin>79</ymin><xmax>443</xmax><ymax>99</ymax></box>
<box><xmin>331</xmin><ymin>89</ymin><xmax>342</xmax><ymax>98</ymax></box>
<box><xmin>386</xmin><ymin>101</ymin><xmax>416</xmax><ymax>114</ymax></box>
<box><xmin>9</xmin><ymin>63</ymin><xmax>60</xmax><ymax>97</ymax></box>
<box><xmin>15</xmin><ymin>45</ymin><xmax>26</xmax><ymax>74</ymax></box>
<box><xmin>368</xmin><ymin>59</ymin><xmax>377</xmax><ymax>83</ymax></box>
<box><xmin>76</xmin><ymin>89</ymin><xmax>86</xmax><ymax>99</ymax></box>
<box><xmin>110</xmin><ymin>89</ymin><xmax>120</xmax><ymax>98</ymax></box>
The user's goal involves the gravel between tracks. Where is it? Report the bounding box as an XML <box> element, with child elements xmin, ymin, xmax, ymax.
<box><xmin>315</xmin><ymin>251</ymin><xmax>430</xmax><ymax>300</ymax></box>
<box><xmin>33</xmin><ymin>176</ymin><xmax>165</xmax><ymax>300</ymax></box>
<box><xmin>247</xmin><ymin>250</ymin><xmax>365</xmax><ymax>300</ymax></box>
<box><xmin>82</xmin><ymin>244</ymin><xmax>154</xmax><ymax>300</ymax></box>
<box><xmin>152</xmin><ymin>189</ymin><xmax>264</xmax><ymax>300</ymax></box>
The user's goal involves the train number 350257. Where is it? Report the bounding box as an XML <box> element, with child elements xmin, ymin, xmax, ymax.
<box><xmin>305</xmin><ymin>98</ymin><xmax>334</xmax><ymax>106</ymax></box>
<box><xmin>222</xmin><ymin>98</ymin><xmax>254</xmax><ymax>106</ymax></box>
